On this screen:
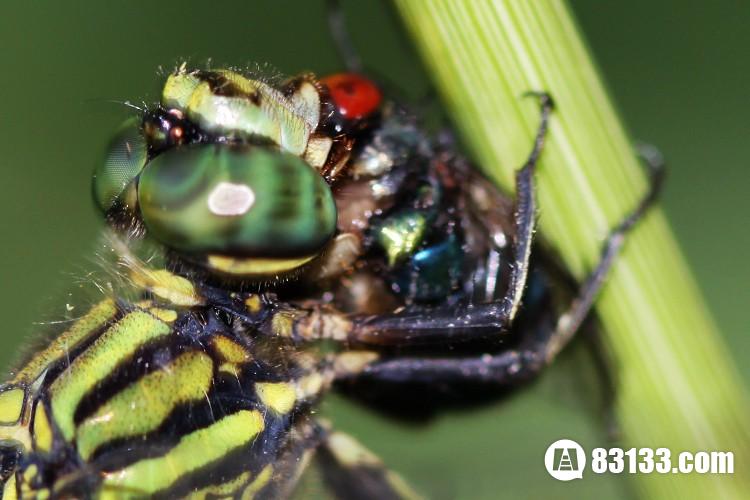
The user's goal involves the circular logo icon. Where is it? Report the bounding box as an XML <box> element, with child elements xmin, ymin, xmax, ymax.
<box><xmin>544</xmin><ymin>439</ymin><xmax>586</xmax><ymax>481</ymax></box>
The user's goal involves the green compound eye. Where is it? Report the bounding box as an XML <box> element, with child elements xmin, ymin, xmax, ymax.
<box><xmin>138</xmin><ymin>144</ymin><xmax>337</xmax><ymax>276</ymax></box>
<box><xmin>92</xmin><ymin>118</ymin><xmax>148</xmax><ymax>213</ymax></box>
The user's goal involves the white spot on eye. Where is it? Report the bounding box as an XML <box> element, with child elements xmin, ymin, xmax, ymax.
<box><xmin>208</xmin><ymin>182</ymin><xmax>256</xmax><ymax>216</ymax></box>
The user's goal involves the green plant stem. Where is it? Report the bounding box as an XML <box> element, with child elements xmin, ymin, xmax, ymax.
<box><xmin>393</xmin><ymin>1</ymin><xmax>749</xmax><ymax>497</ymax></box>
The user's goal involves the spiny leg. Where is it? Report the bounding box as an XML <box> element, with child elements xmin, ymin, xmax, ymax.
<box><xmin>503</xmin><ymin>91</ymin><xmax>555</xmax><ymax>322</ymax></box>
<box><xmin>341</xmin><ymin>155</ymin><xmax>665</xmax><ymax>385</ymax></box>
<box><xmin>544</xmin><ymin>147</ymin><xmax>665</xmax><ymax>361</ymax></box>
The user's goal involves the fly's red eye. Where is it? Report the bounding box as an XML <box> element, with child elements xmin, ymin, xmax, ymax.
<box><xmin>321</xmin><ymin>73</ymin><xmax>382</xmax><ymax>120</ymax></box>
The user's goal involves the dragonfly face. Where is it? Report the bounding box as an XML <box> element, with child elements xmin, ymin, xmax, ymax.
<box><xmin>93</xmin><ymin>67</ymin><xmax>381</xmax><ymax>279</ymax></box>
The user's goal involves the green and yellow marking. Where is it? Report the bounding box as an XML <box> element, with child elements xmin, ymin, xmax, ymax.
<box><xmin>244</xmin><ymin>295</ymin><xmax>262</xmax><ymax>313</ymax></box>
<box><xmin>212</xmin><ymin>336</ymin><xmax>250</xmax><ymax>378</ymax></box>
<box><xmin>101</xmin><ymin>409</ymin><xmax>265</xmax><ymax>496</ymax></box>
<box><xmin>19</xmin><ymin>464</ymin><xmax>44</xmax><ymax>499</ymax></box>
<box><xmin>207</xmin><ymin>254</ymin><xmax>317</xmax><ymax>277</ymax></box>
<box><xmin>191</xmin><ymin>471</ymin><xmax>251</xmax><ymax>499</ymax></box>
<box><xmin>76</xmin><ymin>351</ymin><xmax>214</xmax><ymax>460</ymax></box>
<box><xmin>49</xmin><ymin>311</ymin><xmax>172</xmax><ymax>441</ymax></box>
<box><xmin>31</xmin><ymin>402</ymin><xmax>53</xmax><ymax>453</ymax></box>
<box><xmin>240</xmin><ymin>465</ymin><xmax>273</xmax><ymax>500</ymax></box>
<box><xmin>218</xmin><ymin>363</ymin><xmax>240</xmax><ymax>378</ymax></box>
<box><xmin>161</xmin><ymin>64</ymin><xmax>200</xmax><ymax>109</ymax></box>
<box><xmin>148</xmin><ymin>307</ymin><xmax>178</xmax><ymax>323</ymax></box>
<box><xmin>212</xmin><ymin>336</ymin><xmax>250</xmax><ymax>364</ymax></box>
<box><xmin>3</xmin><ymin>470</ymin><xmax>18</xmax><ymax>500</ymax></box>
<box><xmin>0</xmin><ymin>387</ymin><xmax>25</xmax><ymax>425</ymax></box>
<box><xmin>255</xmin><ymin>382</ymin><xmax>296</xmax><ymax>414</ymax></box>
<box><xmin>131</xmin><ymin>268</ymin><xmax>203</xmax><ymax>307</ymax></box>
<box><xmin>13</xmin><ymin>299</ymin><xmax>118</xmax><ymax>385</ymax></box>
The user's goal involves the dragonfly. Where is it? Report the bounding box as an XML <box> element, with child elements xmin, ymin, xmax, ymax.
<box><xmin>0</xmin><ymin>8</ymin><xmax>662</xmax><ymax>500</ymax></box>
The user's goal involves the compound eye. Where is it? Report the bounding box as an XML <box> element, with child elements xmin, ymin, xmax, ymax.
<box><xmin>321</xmin><ymin>73</ymin><xmax>382</xmax><ymax>120</ymax></box>
<box><xmin>138</xmin><ymin>144</ymin><xmax>337</xmax><ymax>274</ymax></box>
<box><xmin>92</xmin><ymin>118</ymin><xmax>148</xmax><ymax>213</ymax></box>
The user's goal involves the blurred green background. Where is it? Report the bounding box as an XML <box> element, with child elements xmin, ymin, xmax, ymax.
<box><xmin>0</xmin><ymin>1</ymin><xmax>746</xmax><ymax>498</ymax></box>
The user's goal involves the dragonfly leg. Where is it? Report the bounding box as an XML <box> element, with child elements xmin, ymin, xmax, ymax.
<box><xmin>317</xmin><ymin>427</ymin><xmax>423</xmax><ymax>500</ymax></box>
<box><xmin>254</xmin><ymin>417</ymin><xmax>323</xmax><ymax>500</ymax></box>
<box><xmin>336</xmin><ymin>158</ymin><xmax>664</xmax><ymax>386</ymax></box>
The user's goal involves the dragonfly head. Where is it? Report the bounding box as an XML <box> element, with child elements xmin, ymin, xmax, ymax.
<box><xmin>92</xmin><ymin>67</ymin><xmax>339</xmax><ymax>279</ymax></box>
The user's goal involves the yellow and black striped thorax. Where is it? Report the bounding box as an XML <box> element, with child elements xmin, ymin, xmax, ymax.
<box><xmin>0</xmin><ymin>289</ymin><xmax>319</xmax><ymax>499</ymax></box>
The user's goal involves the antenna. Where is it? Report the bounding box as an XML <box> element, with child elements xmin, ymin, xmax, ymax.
<box><xmin>326</xmin><ymin>0</ymin><xmax>363</xmax><ymax>72</ymax></box>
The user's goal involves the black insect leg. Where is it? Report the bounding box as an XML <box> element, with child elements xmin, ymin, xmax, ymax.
<box><xmin>342</xmin><ymin>93</ymin><xmax>554</xmax><ymax>346</ymax></box>
<box><xmin>343</xmin><ymin>157</ymin><xmax>665</xmax><ymax>385</ymax></box>
<box><xmin>344</xmin><ymin>349</ymin><xmax>543</xmax><ymax>386</ymax></box>
<box><xmin>256</xmin><ymin>417</ymin><xmax>323</xmax><ymax>500</ymax></box>
<box><xmin>544</xmin><ymin>150</ymin><xmax>665</xmax><ymax>361</ymax></box>
<box><xmin>497</xmin><ymin>91</ymin><xmax>555</xmax><ymax>322</ymax></box>
<box><xmin>317</xmin><ymin>428</ymin><xmax>422</xmax><ymax>500</ymax></box>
